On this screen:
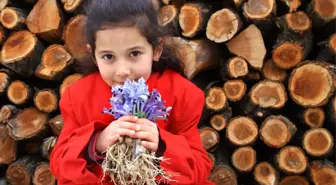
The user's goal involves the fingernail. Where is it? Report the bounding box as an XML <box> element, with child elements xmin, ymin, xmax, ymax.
<box><xmin>136</xmin><ymin>125</ymin><xmax>140</xmax><ymax>131</ymax></box>
<box><xmin>134</xmin><ymin>116</ymin><xmax>138</xmax><ymax>121</ymax></box>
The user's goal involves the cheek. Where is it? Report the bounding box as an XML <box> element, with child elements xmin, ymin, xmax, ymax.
<box><xmin>96</xmin><ymin>62</ymin><xmax>115</xmax><ymax>84</ymax></box>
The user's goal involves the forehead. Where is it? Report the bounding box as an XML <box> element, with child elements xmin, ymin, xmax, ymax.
<box><xmin>95</xmin><ymin>27</ymin><xmax>150</xmax><ymax>50</ymax></box>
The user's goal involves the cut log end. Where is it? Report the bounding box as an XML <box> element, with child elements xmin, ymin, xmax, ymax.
<box><xmin>228</xmin><ymin>57</ymin><xmax>249</xmax><ymax>78</ymax></box>
<box><xmin>7</xmin><ymin>107</ymin><xmax>48</xmax><ymax>140</ymax></box>
<box><xmin>209</xmin><ymin>165</ymin><xmax>238</xmax><ymax>185</ymax></box>
<box><xmin>285</xmin><ymin>11</ymin><xmax>312</xmax><ymax>33</ymax></box>
<box><xmin>223</xmin><ymin>80</ymin><xmax>246</xmax><ymax>102</ymax></box>
<box><xmin>205</xmin><ymin>88</ymin><xmax>227</xmax><ymax>111</ymax></box>
<box><xmin>303</xmin><ymin>107</ymin><xmax>325</xmax><ymax>128</ymax></box>
<box><xmin>158</xmin><ymin>5</ymin><xmax>178</xmax><ymax>26</ymax></box>
<box><xmin>0</xmin><ymin>0</ymin><xmax>8</xmax><ymax>11</ymax></box>
<box><xmin>289</xmin><ymin>62</ymin><xmax>335</xmax><ymax>107</ymax></box>
<box><xmin>63</xmin><ymin>0</ymin><xmax>83</xmax><ymax>12</ymax></box>
<box><xmin>329</xmin><ymin>33</ymin><xmax>336</xmax><ymax>53</ymax></box>
<box><xmin>200</xmin><ymin>127</ymin><xmax>220</xmax><ymax>151</ymax></box>
<box><xmin>1</xmin><ymin>30</ymin><xmax>36</xmax><ymax>64</ymax></box>
<box><xmin>0</xmin><ymin>25</ymin><xmax>6</xmax><ymax>45</ymax></box>
<box><xmin>210</xmin><ymin>114</ymin><xmax>227</xmax><ymax>131</ymax></box>
<box><xmin>0</xmin><ymin>7</ymin><xmax>21</xmax><ymax>29</ymax></box>
<box><xmin>35</xmin><ymin>44</ymin><xmax>73</xmax><ymax>80</ymax></box>
<box><xmin>251</xmin><ymin>80</ymin><xmax>287</xmax><ymax>108</ymax></box>
<box><xmin>60</xmin><ymin>73</ymin><xmax>83</xmax><ymax>97</ymax></box>
<box><xmin>309</xmin><ymin>160</ymin><xmax>336</xmax><ymax>185</ymax></box>
<box><xmin>260</xmin><ymin>116</ymin><xmax>296</xmax><ymax>148</ymax></box>
<box><xmin>226</xmin><ymin>117</ymin><xmax>258</xmax><ymax>146</ymax></box>
<box><xmin>253</xmin><ymin>162</ymin><xmax>279</xmax><ymax>185</ymax></box>
<box><xmin>179</xmin><ymin>4</ymin><xmax>202</xmax><ymax>37</ymax></box>
<box><xmin>281</xmin><ymin>0</ymin><xmax>302</xmax><ymax>12</ymax></box>
<box><xmin>7</xmin><ymin>81</ymin><xmax>30</xmax><ymax>105</ymax></box>
<box><xmin>277</xmin><ymin>146</ymin><xmax>308</xmax><ymax>174</ymax></box>
<box><xmin>48</xmin><ymin>115</ymin><xmax>63</xmax><ymax>136</ymax></box>
<box><xmin>0</xmin><ymin>71</ymin><xmax>10</xmax><ymax>94</ymax></box>
<box><xmin>262</xmin><ymin>59</ymin><xmax>287</xmax><ymax>82</ymax></box>
<box><xmin>280</xmin><ymin>176</ymin><xmax>309</xmax><ymax>185</ymax></box>
<box><xmin>243</xmin><ymin>0</ymin><xmax>275</xmax><ymax>19</ymax></box>
<box><xmin>314</xmin><ymin>0</ymin><xmax>336</xmax><ymax>20</ymax></box>
<box><xmin>207</xmin><ymin>153</ymin><xmax>216</xmax><ymax>166</ymax></box>
<box><xmin>272</xmin><ymin>42</ymin><xmax>304</xmax><ymax>69</ymax></box>
<box><xmin>0</xmin><ymin>105</ymin><xmax>21</xmax><ymax>124</ymax></box>
<box><xmin>232</xmin><ymin>146</ymin><xmax>256</xmax><ymax>173</ymax></box>
<box><xmin>303</xmin><ymin>128</ymin><xmax>334</xmax><ymax>157</ymax></box>
<box><xmin>0</xmin><ymin>124</ymin><xmax>16</xmax><ymax>165</ymax></box>
<box><xmin>6</xmin><ymin>156</ymin><xmax>37</xmax><ymax>185</ymax></box>
<box><xmin>206</xmin><ymin>8</ymin><xmax>241</xmax><ymax>43</ymax></box>
<box><xmin>33</xmin><ymin>162</ymin><xmax>56</xmax><ymax>185</ymax></box>
<box><xmin>34</xmin><ymin>90</ymin><xmax>58</xmax><ymax>113</ymax></box>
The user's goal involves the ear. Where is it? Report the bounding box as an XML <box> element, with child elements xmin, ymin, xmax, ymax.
<box><xmin>153</xmin><ymin>38</ymin><xmax>163</xmax><ymax>62</ymax></box>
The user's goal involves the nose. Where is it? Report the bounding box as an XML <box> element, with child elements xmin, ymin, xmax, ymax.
<box><xmin>116</xmin><ymin>62</ymin><xmax>130</xmax><ymax>78</ymax></box>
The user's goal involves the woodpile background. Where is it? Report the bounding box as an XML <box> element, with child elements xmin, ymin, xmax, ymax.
<box><xmin>0</xmin><ymin>0</ymin><xmax>335</xmax><ymax>185</ymax></box>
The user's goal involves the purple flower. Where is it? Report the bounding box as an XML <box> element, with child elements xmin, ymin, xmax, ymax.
<box><xmin>102</xmin><ymin>77</ymin><xmax>172</xmax><ymax>122</ymax></box>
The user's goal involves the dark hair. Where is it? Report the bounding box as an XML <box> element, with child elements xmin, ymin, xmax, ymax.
<box><xmin>80</xmin><ymin>0</ymin><xmax>184</xmax><ymax>76</ymax></box>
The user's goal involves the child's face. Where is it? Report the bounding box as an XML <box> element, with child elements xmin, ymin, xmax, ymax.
<box><xmin>94</xmin><ymin>26</ymin><xmax>161</xmax><ymax>87</ymax></box>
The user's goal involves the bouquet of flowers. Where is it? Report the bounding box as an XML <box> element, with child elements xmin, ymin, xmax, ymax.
<box><xmin>101</xmin><ymin>77</ymin><xmax>173</xmax><ymax>185</ymax></box>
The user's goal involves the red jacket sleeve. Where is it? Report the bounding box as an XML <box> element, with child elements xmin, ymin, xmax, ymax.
<box><xmin>158</xmin><ymin>88</ymin><xmax>214</xmax><ymax>185</ymax></box>
<box><xmin>49</xmin><ymin>88</ymin><xmax>106</xmax><ymax>185</ymax></box>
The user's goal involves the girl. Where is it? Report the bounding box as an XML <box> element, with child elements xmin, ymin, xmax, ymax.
<box><xmin>49</xmin><ymin>0</ymin><xmax>214</xmax><ymax>184</ymax></box>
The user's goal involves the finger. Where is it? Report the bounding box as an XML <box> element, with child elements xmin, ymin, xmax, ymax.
<box><xmin>133</xmin><ymin>131</ymin><xmax>158</xmax><ymax>143</ymax></box>
<box><xmin>117</xmin><ymin>128</ymin><xmax>136</xmax><ymax>137</ymax></box>
<box><xmin>137</xmin><ymin>118</ymin><xmax>157</xmax><ymax>127</ymax></box>
<box><xmin>117</xmin><ymin>121</ymin><xmax>140</xmax><ymax>131</ymax></box>
<box><xmin>141</xmin><ymin>141</ymin><xmax>158</xmax><ymax>152</ymax></box>
<box><xmin>135</xmin><ymin>124</ymin><xmax>155</xmax><ymax>133</ymax></box>
<box><xmin>108</xmin><ymin>133</ymin><xmax>120</xmax><ymax>146</ymax></box>
<box><xmin>118</xmin><ymin>115</ymin><xmax>138</xmax><ymax>122</ymax></box>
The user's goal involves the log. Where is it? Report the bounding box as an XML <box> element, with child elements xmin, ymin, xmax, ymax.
<box><xmin>316</xmin><ymin>32</ymin><xmax>336</xmax><ymax>63</ymax></box>
<box><xmin>262</xmin><ymin>59</ymin><xmax>287</xmax><ymax>82</ymax></box>
<box><xmin>205</xmin><ymin>87</ymin><xmax>228</xmax><ymax>112</ymax></box>
<box><xmin>206</xmin><ymin>8</ymin><xmax>242</xmax><ymax>43</ymax></box>
<box><xmin>207</xmin><ymin>152</ymin><xmax>216</xmax><ymax>166</ymax></box>
<box><xmin>63</xmin><ymin>14</ymin><xmax>90</xmax><ymax>64</ymax></box>
<box><xmin>306</xmin><ymin>0</ymin><xmax>336</xmax><ymax>27</ymax></box>
<box><xmin>25</xmin><ymin>0</ymin><xmax>37</xmax><ymax>4</ymax></box>
<box><xmin>253</xmin><ymin>161</ymin><xmax>279</xmax><ymax>185</ymax></box>
<box><xmin>48</xmin><ymin>114</ymin><xmax>63</xmax><ymax>136</ymax></box>
<box><xmin>0</xmin><ymin>30</ymin><xmax>45</xmax><ymax>77</ymax></box>
<box><xmin>163</xmin><ymin>36</ymin><xmax>219</xmax><ymax>79</ymax></box>
<box><xmin>279</xmin><ymin>176</ymin><xmax>309</xmax><ymax>185</ymax></box>
<box><xmin>0</xmin><ymin>7</ymin><xmax>28</xmax><ymax>30</ymax></box>
<box><xmin>327</xmin><ymin>95</ymin><xmax>336</xmax><ymax>126</ymax></box>
<box><xmin>226</xmin><ymin>24</ymin><xmax>266</xmax><ymax>69</ymax></box>
<box><xmin>7</xmin><ymin>107</ymin><xmax>48</xmax><ymax>140</ymax></box>
<box><xmin>226</xmin><ymin>116</ymin><xmax>258</xmax><ymax>146</ymax></box>
<box><xmin>26</xmin><ymin>0</ymin><xmax>64</xmax><ymax>43</ymax></box>
<box><xmin>279</xmin><ymin>0</ymin><xmax>301</xmax><ymax>12</ymax></box>
<box><xmin>209</xmin><ymin>108</ymin><xmax>232</xmax><ymax>132</ymax></box>
<box><xmin>300</xmin><ymin>107</ymin><xmax>325</xmax><ymax>128</ymax></box>
<box><xmin>208</xmin><ymin>165</ymin><xmax>238</xmax><ymax>185</ymax></box>
<box><xmin>288</xmin><ymin>61</ymin><xmax>335</xmax><ymax>107</ymax></box>
<box><xmin>309</xmin><ymin>160</ymin><xmax>336</xmax><ymax>185</ymax></box>
<box><xmin>242</xmin><ymin>0</ymin><xmax>276</xmax><ymax>27</ymax></box>
<box><xmin>223</xmin><ymin>80</ymin><xmax>246</xmax><ymax>102</ymax></box>
<box><xmin>33</xmin><ymin>89</ymin><xmax>59</xmax><ymax>113</ymax></box>
<box><xmin>0</xmin><ymin>124</ymin><xmax>17</xmax><ymax>165</ymax></box>
<box><xmin>272</xmin><ymin>32</ymin><xmax>312</xmax><ymax>69</ymax></box>
<box><xmin>6</xmin><ymin>156</ymin><xmax>38</xmax><ymax>185</ymax></box>
<box><xmin>0</xmin><ymin>25</ymin><xmax>7</xmax><ymax>45</ymax></box>
<box><xmin>32</xmin><ymin>162</ymin><xmax>56</xmax><ymax>185</ymax></box>
<box><xmin>7</xmin><ymin>80</ymin><xmax>33</xmax><ymax>106</ymax></box>
<box><xmin>260</xmin><ymin>115</ymin><xmax>297</xmax><ymax>148</ymax></box>
<box><xmin>276</xmin><ymin>146</ymin><xmax>308</xmax><ymax>174</ymax></box>
<box><xmin>200</xmin><ymin>127</ymin><xmax>220</xmax><ymax>152</ymax></box>
<box><xmin>35</xmin><ymin>44</ymin><xmax>74</xmax><ymax>81</ymax></box>
<box><xmin>21</xmin><ymin>140</ymin><xmax>41</xmax><ymax>155</ymax></box>
<box><xmin>231</xmin><ymin>146</ymin><xmax>256</xmax><ymax>173</ymax></box>
<box><xmin>41</xmin><ymin>136</ymin><xmax>57</xmax><ymax>159</ymax></box>
<box><xmin>220</xmin><ymin>56</ymin><xmax>249</xmax><ymax>79</ymax></box>
<box><xmin>0</xmin><ymin>105</ymin><xmax>21</xmax><ymax>124</ymax></box>
<box><xmin>179</xmin><ymin>3</ymin><xmax>212</xmax><ymax>38</ymax></box>
<box><xmin>0</xmin><ymin>69</ymin><xmax>11</xmax><ymax>96</ymax></box>
<box><xmin>59</xmin><ymin>73</ymin><xmax>83</xmax><ymax>97</ymax></box>
<box><xmin>61</xmin><ymin>0</ymin><xmax>83</xmax><ymax>13</ymax></box>
<box><xmin>303</xmin><ymin>128</ymin><xmax>334</xmax><ymax>157</ymax></box>
<box><xmin>157</xmin><ymin>5</ymin><xmax>180</xmax><ymax>35</ymax></box>
<box><xmin>276</xmin><ymin>11</ymin><xmax>312</xmax><ymax>35</ymax></box>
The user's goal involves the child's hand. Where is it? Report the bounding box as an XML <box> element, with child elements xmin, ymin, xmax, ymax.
<box><xmin>132</xmin><ymin>118</ymin><xmax>159</xmax><ymax>152</ymax></box>
<box><xmin>95</xmin><ymin>115</ymin><xmax>139</xmax><ymax>153</ymax></box>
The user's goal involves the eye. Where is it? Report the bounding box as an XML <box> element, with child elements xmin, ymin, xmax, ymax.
<box><xmin>130</xmin><ymin>51</ymin><xmax>141</xmax><ymax>57</ymax></box>
<box><xmin>103</xmin><ymin>54</ymin><xmax>115</xmax><ymax>60</ymax></box>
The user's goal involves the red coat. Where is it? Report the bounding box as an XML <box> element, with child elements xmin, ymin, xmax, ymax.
<box><xmin>50</xmin><ymin>69</ymin><xmax>214</xmax><ymax>185</ymax></box>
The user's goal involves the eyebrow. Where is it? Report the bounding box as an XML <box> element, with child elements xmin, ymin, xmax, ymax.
<box><xmin>97</xmin><ymin>46</ymin><xmax>145</xmax><ymax>55</ymax></box>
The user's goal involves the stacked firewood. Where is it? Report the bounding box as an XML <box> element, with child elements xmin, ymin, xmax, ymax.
<box><xmin>0</xmin><ymin>0</ymin><xmax>335</xmax><ymax>185</ymax></box>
